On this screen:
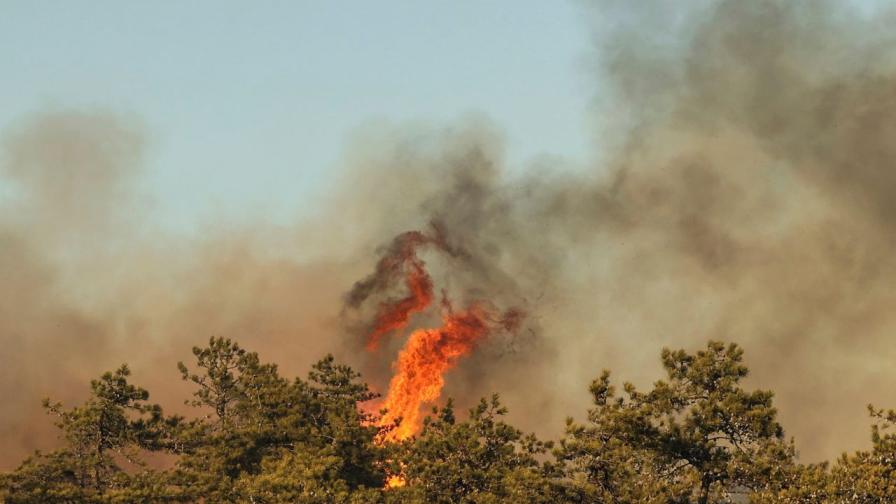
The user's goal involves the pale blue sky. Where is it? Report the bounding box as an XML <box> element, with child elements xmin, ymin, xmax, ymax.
<box><xmin>1</xmin><ymin>1</ymin><xmax>593</xmax><ymax>230</ymax></box>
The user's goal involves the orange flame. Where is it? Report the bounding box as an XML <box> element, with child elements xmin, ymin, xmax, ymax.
<box><xmin>386</xmin><ymin>475</ymin><xmax>406</xmax><ymax>488</ymax></box>
<box><xmin>367</xmin><ymin>258</ymin><xmax>432</xmax><ymax>350</ymax></box>
<box><xmin>379</xmin><ymin>305</ymin><xmax>491</xmax><ymax>441</ymax></box>
<box><xmin>353</xmin><ymin>227</ymin><xmax>524</xmax><ymax>448</ymax></box>
<box><xmin>359</xmin><ymin>230</ymin><xmax>435</xmax><ymax>350</ymax></box>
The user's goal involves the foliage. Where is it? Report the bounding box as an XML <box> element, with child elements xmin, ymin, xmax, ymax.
<box><xmin>392</xmin><ymin>395</ymin><xmax>557</xmax><ymax>503</ymax></box>
<box><xmin>0</xmin><ymin>365</ymin><xmax>181</xmax><ymax>503</ymax></box>
<box><xmin>1</xmin><ymin>338</ymin><xmax>892</xmax><ymax>503</ymax></box>
<box><xmin>557</xmin><ymin>341</ymin><xmax>796</xmax><ymax>503</ymax></box>
<box><xmin>170</xmin><ymin>337</ymin><xmax>389</xmax><ymax>502</ymax></box>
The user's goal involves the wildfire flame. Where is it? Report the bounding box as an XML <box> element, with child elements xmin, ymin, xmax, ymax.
<box><xmin>347</xmin><ymin>227</ymin><xmax>524</xmax><ymax>488</ymax></box>
<box><xmin>367</xmin><ymin>246</ymin><xmax>432</xmax><ymax>350</ymax></box>
<box><xmin>386</xmin><ymin>475</ymin><xmax>406</xmax><ymax>488</ymax></box>
<box><xmin>350</xmin><ymin>226</ymin><xmax>524</xmax><ymax>445</ymax></box>
<box><xmin>379</xmin><ymin>304</ymin><xmax>490</xmax><ymax>441</ymax></box>
<box><xmin>347</xmin><ymin>230</ymin><xmax>438</xmax><ymax>350</ymax></box>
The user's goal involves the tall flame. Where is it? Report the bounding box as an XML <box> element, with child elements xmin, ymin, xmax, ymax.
<box><xmin>349</xmin><ymin>226</ymin><xmax>524</xmax><ymax>444</ymax></box>
<box><xmin>379</xmin><ymin>305</ymin><xmax>490</xmax><ymax>441</ymax></box>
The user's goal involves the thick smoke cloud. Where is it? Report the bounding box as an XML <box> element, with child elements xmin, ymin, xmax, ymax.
<box><xmin>569</xmin><ymin>0</ymin><xmax>896</xmax><ymax>460</ymax></box>
<box><xmin>341</xmin><ymin>0</ymin><xmax>896</xmax><ymax>461</ymax></box>
<box><xmin>0</xmin><ymin>111</ymin><xmax>366</xmax><ymax>467</ymax></box>
<box><xmin>3</xmin><ymin>0</ymin><xmax>896</xmax><ymax>467</ymax></box>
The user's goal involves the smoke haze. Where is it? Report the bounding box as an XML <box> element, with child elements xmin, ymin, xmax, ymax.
<box><xmin>3</xmin><ymin>0</ymin><xmax>896</xmax><ymax>466</ymax></box>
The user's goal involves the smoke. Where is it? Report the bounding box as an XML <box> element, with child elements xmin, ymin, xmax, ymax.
<box><xmin>340</xmin><ymin>0</ymin><xmax>896</xmax><ymax>461</ymax></box>
<box><xmin>0</xmin><ymin>111</ymin><xmax>367</xmax><ymax>467</ymax></box>
<box><xmin>3</xmin><ymin>0</ymin><xmax>896</xmax><ymax>467</ymax></box>
<box><xmin>568</xmin><ymin>0</ymin><xmax>896</xmax><ymax>461</ymax></box>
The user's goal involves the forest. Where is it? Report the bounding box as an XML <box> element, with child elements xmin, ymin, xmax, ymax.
<box><xmin>1</xmin><ymin>337</ymin><xmax>893</xmax><ymax>503</ymax></box>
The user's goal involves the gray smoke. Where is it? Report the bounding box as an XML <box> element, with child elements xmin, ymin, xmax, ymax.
<box><xmin>338</xmin><ymin>0</ymin><xmax>896</xmax><ymax>461</ymax></box>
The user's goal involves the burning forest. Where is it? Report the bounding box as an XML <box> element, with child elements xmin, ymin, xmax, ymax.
<box><xmin>345</xmin><ymin>225</ymin><xmax>525</xmax><ymax>442</ymax></box>
<box><xmin>5</xmin><ymin>0</ymin><xmax>896</xmax><ymax>501</ymax></box>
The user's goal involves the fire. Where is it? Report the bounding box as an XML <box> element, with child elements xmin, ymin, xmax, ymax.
<box><xmin>367</xmin><ymin>253</ymin><xmax>432</xmax><ymax>350</ymax></box>
<box><xmin>350</xmin><ymin>226</ymin><xmax>524</xmax><ymax>446</ymax></box>
<box><xmin>379</xmin><ymin>305</ymin><xmax>491</xmax><ymax>441</ymax></box>
<box><xmin>386</xmin><ymin>475</ymin><xmax>406</xmax><ymax>488</ymax></box>
<box><xmin>350</xmin><ymin>230</ymin><xmax>437</xmax><ymax>350</ymax></box>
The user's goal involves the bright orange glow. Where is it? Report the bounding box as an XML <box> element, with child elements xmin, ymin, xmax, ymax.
<box><xmin>367</xmin><ymin>259</ymin><xmax>432</xmax><ymax>350</ymax></box>
<box><xmin>363</xmin><ymin>231</ymin><xmax>434</xmax><ymax>350</ymax></box>
<box><xmin>358</xmin><ymin>227</ymin><xmax>524</xmax><ymax>452</ymax></box>
<box><xmin>386</xmin><ymin>475</ymin><xmax>406</xmax><ymax>488</ymax></box>
<box><xmin>379</xmin><ymin>306</ymin><xmax>490</xmax><ymax>442</ymax></box>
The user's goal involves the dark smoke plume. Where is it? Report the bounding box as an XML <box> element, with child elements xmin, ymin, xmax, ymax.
<box><xmin>340</xmin><ymin>0</ymin><xmax>896</xmax><ymax>461</ymax></box>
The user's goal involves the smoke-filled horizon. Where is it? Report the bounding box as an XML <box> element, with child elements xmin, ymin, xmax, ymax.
<box><xmin>3</xmin><ymin>0</ymin><xmax>896</xmax><ymax>468</ymax></box>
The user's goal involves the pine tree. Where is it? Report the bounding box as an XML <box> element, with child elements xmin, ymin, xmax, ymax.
<box><xmin>558</xmin><ymin>341</ymin><xmax>794</xmax><ymax>503</ymax></box>
<box><xmin>0</xmin><ymin>365</ymin><xmax>181</xmax><ymax>503</ymax></box>
<box><xmin>392</xmin><ymin>395</ymin><xmax>558</xmax><ymax>504</ymax></box>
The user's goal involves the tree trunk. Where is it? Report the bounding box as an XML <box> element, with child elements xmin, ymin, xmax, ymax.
<box><xmin>697</xmin><ymin>474</ymin><xmax>711</xmax><ymax>504</ymax></box>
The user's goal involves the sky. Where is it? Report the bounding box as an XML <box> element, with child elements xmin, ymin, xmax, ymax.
<box><xmin>0</xmin><ymin>1</ymin><xmax>593</xmax><ymax>232</ymax></box>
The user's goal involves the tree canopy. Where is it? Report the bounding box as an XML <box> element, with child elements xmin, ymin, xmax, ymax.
<box><xmin>1</xmin><ymin>338</ymin><xmax>890</xmax><ymax>503</ymax></box>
